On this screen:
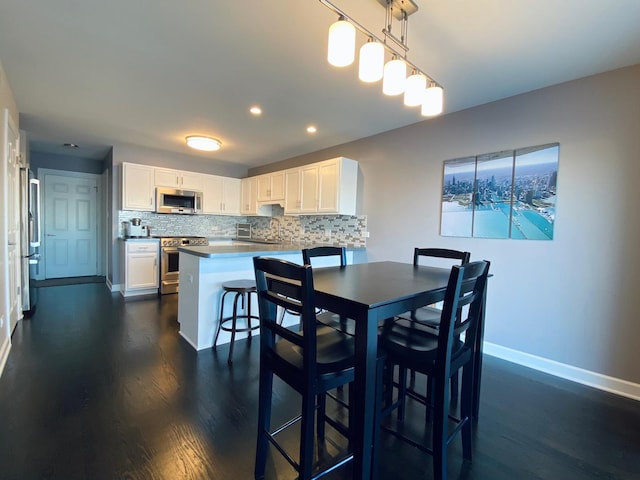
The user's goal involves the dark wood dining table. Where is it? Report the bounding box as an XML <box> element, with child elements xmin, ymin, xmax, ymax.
<box><xmin>311</xmin><ymin>260</ymin><xmax>488</xmax><ymax>479</ymax></box>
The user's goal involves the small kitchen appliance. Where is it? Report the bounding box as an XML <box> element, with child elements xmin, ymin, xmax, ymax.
<box><xmin>124</xmin><ymin>221</ymin><xmax>148</xmax><ymax>237</ymax></box>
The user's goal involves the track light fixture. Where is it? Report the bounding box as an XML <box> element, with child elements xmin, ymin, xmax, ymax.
<box><xmin>321</xmin><ymin>0</ymin><xmax>443</xmax><ymax>117</ymax></box>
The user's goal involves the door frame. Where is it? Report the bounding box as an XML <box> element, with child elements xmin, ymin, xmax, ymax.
<box><xmin>37</xmin><ymin>168</ymin><xmax>104</xmax><ymax>280</ymax></box>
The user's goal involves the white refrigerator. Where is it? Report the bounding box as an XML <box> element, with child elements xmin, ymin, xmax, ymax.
<box><xmin>19</xmin><ymin>166</ymin><xmax>41</xmax><ymax>316</ymax></box>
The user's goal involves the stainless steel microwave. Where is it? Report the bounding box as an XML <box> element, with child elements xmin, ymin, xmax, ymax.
<box><xmin>155</xmin><ymin>187</ymin><xmax>202</xmax><ymax>214</ymax></box>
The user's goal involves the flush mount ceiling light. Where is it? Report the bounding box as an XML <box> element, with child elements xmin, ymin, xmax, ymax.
<box><xmin>320</xmin><ymin>0</ymin><xmax>444</xmax><ymax>116</ymax></box>
<box><xmin>249</xmin><ymin>105</ymin><xmax>262</xmax><ymax>115</ymax></box>
<box><xmin>306</xmin><ymin>125</ymin><xmax>318</xmax><ymax>133</ymax></box>
<box><xmin>185</xmin><ymin>135</ymin><xmax>221</xmax><ymax>151</ymax></box>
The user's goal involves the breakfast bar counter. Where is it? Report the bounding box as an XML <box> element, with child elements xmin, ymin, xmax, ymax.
<box><xmin>177</xmin><ymin>241</ymin><xmax>365</xmax><ymax>350</ymax></box>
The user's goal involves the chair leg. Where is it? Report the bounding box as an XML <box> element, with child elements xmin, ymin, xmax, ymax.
<box><xmin>317</xmin><ymin>393</ymin><xmax>326</xmax><ymax>441</ymax></box>
<box><xmin>461</xmin><ymin>365</ymin><xmax>473</xmax><ymax>460</ymax></box>
<box><xmin>300</xmin><ymin>390</ymin><xmax>316</xmax><ymax>479</ymax></box>
<box><xmin>213</xmin><ymin>290</ymin><xmax>230</xmax><ymax>349</ymax></box>
<box><xmin>397</xmin><ymin>365</ymin><xmax>407</xmax><ymax>422</ymax></box>
<box><xmin>246</xmin><ymin>291</ymin><xmax>253</xmax><ymax>343</ymax></box>
<box><xmin>451</xmin><ymin>369</ymin><xmax>459</xmax><ymax>402</ymax></box>
<box><xmin>254</xmin><ymin>363</ymin><xmax>273</xmax><ymax>480</ymax></box>
<box><xmin>432</xmin><ymin>373</ymin><xmax>450</xmax><ymax>480</ymax></box>
<box><xmin>227</xmin><ymin>292</ymin><xmax>242</xmax><ymax>364</ymax></box>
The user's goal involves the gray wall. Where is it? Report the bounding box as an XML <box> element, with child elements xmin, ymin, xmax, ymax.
<box><xmin>30</xmin><ymin>151</ymin><xmax>105</xmax><ymax>175</ymax></box>
<box><xmin>250</xmin><ymin>65</ymin><xmax>640</xmax><ymax>385</ymax></box>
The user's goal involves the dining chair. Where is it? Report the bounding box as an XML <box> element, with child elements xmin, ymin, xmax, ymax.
<box><xmin>277</xmin><ymin>246</ymin><xmax>348</xmax><ymax>328</ymax></box>
<box><xmin>395</xmin><ymin>248</ymin><xmax>470</xmax><ymax>412</ymax></box>
<box><xmin>377</xmin><ymin>259</ymin><xmax>490</xmax><ymax>480</ymax></box>
<box><xmin>253</xmin><ymin>256</ymin><xmax>356</xmax><ymax>480</ymax></box>
<box><xmin>302</xmin><ymin>246</ymin><xmax>354</xmax><ymax>335</ymax></box>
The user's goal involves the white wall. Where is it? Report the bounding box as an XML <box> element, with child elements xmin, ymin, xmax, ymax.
<box><xmin>251</xmin><ymin>65</ymin><xmax>640</xmax><ymax>388</ymax></box>
<box><xmin>0</xmin><ymin>59</ymin><xmax>18</xmax><ymax>375</ymax></box>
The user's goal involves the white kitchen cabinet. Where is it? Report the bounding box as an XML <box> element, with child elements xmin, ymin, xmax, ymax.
<box><xmin>257</xmin><ymin>171</ymin><xmax>285</xmax><ymax>203</ymax></box>
<box><xmin>285</xmin><ymin>165</ymin><xmax>318</xmax><ymax>214</ymax></box>
<box><xmin>284</xmin><ymin>157</ymin><xmax>357</xmax><ymax>215</ymax></box>
<box><xmin>241</xmin><ymin>177</ymin><xmax>273</xmax><ymax>216</ymax></box>
<box><xmin>121</xmin><ymin>239</ymin><xmax>159</xmax><ymax>297</ymax></box>
<box><xmin>122</xmin><ymin>162</ymin><xmax>155</xmax><ymax>211</ymax></box>
<box><xmin>154</xmin><ymin>167</ymin><xmax>203</xmax><ymax>191</ymax></box>
<box><xmin>202</xmin><ymin>174</ymin><xmax>241</xmax><ymax>215</ymax></box>
<box><xmin>241</xmin><ymin>177</ymin><xmax>257</xmax><ymax>215</ymax></box>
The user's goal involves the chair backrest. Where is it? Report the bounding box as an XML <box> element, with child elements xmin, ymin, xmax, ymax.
<box><xmin>302</xmin><ymin>246</ymin><xmax>347</xmax><ymax>267</ymax></box>
<box><xmin>253</xmin><ymin>256</ymin><xmax>319</xmax><ymax>373</ymax></box>
<box><xmin>413</xmin><ymin>248</ymin><xmax>470</xmax><ymax>267</ymax></box>
<box><xmin>436</xmin><ymin>260</ymin><xmax>490</xmax><ymax>375</ymax></box>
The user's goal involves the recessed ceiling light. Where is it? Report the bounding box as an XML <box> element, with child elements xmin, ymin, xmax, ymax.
<box><xmin>249</xmin><ymin>106</ymin><xmax>262</xmax><ymax>115</ymax></box>
<box><xmin>185</xmin><ymin>135</ymin><xmax>222</xmax><ymax>151</ymax></box>
<box><xmin>306</xmin><ymin>125</ymin><xmax>317</xmax><ymax>134</ymax></box>
<box><xmin>63</xmin><ymin>143</ymin><xmax>79</xmax><ymax>148</ymax></box>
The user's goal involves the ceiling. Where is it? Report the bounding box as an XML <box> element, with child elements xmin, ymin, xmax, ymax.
<box><xmin>1</xmin><ymin>0</ymin><xmax>639</xmax><ymax>167</ymax></box>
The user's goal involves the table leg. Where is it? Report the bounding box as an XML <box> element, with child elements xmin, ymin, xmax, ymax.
<box><xmin>472</xmin><ymin>283</ymin><xmax>488</xmax><ymax>419</ymax></box>
<box><xmin>352</xmin><ymin>311</ymin><xmax>378</xmax><ymax>479</ymax></box>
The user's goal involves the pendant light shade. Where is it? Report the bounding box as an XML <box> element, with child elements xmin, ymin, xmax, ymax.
<box><xmin>421</xmin><ymin>85</ymin><xmax>444</xmax><ymax>116</ymax></box>
<box><xmin>328</xmin><ymin>17</ymin><xmax>356</xmax><ymax>67</ymax></box>
<box><xmin>404</xmin><ymin>71</ymin><xmax>426</xmax><ymax>106</ymax></box>
<box><xmin>358</xmin><ymin>39</ymin><xmax>384</xmax><ymax>83</ymax></box>
<box><xmin>382</xmin><ymin>57</ymin><xmax>406</xmax><ymax>96</ymax></box>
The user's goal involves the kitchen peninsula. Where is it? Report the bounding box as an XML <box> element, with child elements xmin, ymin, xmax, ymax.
<box><xmin>177</xmin><ymin>241</ymin><xmax>366</xmax><ymax>350</ymax></box>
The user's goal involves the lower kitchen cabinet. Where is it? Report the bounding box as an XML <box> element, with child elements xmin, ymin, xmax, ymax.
<box><xmin>121</xmin><ymin>239</ymin><xmax>159</xmax><ymax>297</ymax></box>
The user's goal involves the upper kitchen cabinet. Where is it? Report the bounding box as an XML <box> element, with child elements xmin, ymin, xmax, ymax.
<box><xmin>202</xmin><ymin>175</ymin><xmax>241</xmax><ymax>215</ymax></box>
<box><xmin>284</xmin><ymin>157</ymin><xmax>358</xmax><ymax>215</ymax></box>
<box><xmin>257</xmin><ymin>171</ymin><xmax>285</xmax><ymax>203</ymax></box>
<box><xmin>154</xmin><ymin>167</ymin><xmax>204</xmax><ymax>191</ymax></box>
<box><xmin>122</xmin><ymin>162</ymin><xmax>154</xmax><ymax>211</ymax></box>
<box><xmin>241</xmin><ymin>177</ymin><xmax>271</xmax><ymax>216</ymax></box>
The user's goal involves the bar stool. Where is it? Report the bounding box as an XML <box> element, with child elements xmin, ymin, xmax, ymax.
<box><xmin>213</xmin><ymin>279</ymin><xmax>260</xmax><ymax>364</ymax></box>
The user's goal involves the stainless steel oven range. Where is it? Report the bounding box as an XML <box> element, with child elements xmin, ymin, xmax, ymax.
<box><xmin>160</xmin><ymin>236</ymin><xmax>208</xmax><ymax>294</ymax></box>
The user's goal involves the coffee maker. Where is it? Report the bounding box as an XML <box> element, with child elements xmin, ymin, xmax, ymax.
<box><xmin>123</xmin><ymin>218</ymin><xmax>148</xmax><ymax>237</ymax></box>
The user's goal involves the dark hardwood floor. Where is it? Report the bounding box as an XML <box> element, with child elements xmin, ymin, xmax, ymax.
<box><xmin>0</xmin><ymin>283</ymin><xmax>638</xmax><ymax>479</ymax></box>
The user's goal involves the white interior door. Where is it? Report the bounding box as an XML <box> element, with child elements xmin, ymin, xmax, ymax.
<box><xmin>43</xmin><ymin>172</ymin><xmax>99</xmax><ymax>279</ymax></box>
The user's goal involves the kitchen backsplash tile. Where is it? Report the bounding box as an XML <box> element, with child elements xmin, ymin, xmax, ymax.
<box><xmin>118</xmin><ymin>208</ymin><xmax>367</xmax><ymax>247</ymax></box>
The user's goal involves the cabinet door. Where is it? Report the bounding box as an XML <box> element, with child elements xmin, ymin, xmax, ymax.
<box><xmin>123</xmin><ymin>163</ymin><xmax>154</xmax><ymax>211</ymax></box>
<box><xmin>202</xmin><ymin>174</ymin><xmax>223</xmax><ymax>214</ymax></box>
<box><xmin>222</xmin><ymin>178</ymin><xmax>241</xmax><ymax>215</ymax></box>
<box><xmin>300</xmin><ymin>165</ymin><xmax>319</xmax><ymax>213</ymax></box>
<box><xmin>180</xmin><ymin>170</ymin><xmax>204</xmax><ymax>191</ymax></box>
<box><xmin>126</xmin><ymin>252</ymin><xmax>158</xmax><ymax>289</ymax></box>
<box><xmin>256</xmin><ymin>175</ymin><xmax>271</xmax><ymax>202</ymax></box>
<box><xmin>317</xmin><ymin>160</ymin><xmax>339</xmax><ymax>213</ymax></box>
<box><xmin>154</xmin><ymin>167</ymin><xmax>181</xmax><ymax>188</ymax></box>
<box><xmin>270</xmin><ymin>171</ymin><xmax>285</xmax><ymax>200</ymax></box>
<box><xmin>284</xmin><ymin>169</ymin><xmax>301</xmax><ymax>214</ymax></box>
<box><xmin>241</xmin><ymin>177</ymin><xmax>257</xmax><ymax>215</ymax></box>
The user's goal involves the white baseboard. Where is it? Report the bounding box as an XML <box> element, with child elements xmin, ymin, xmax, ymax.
<box><xmin>108</xmin><ymin>280</ymin><xmax>121</xmax><ymax>293</ymax></box>
<box><xmin>0</xmin><ymin>334</ymin><xmax>11</xmax><ymax>378</ymax></box>
<box><xmin>484</xmin><ymin>342</ymin><xmax>640</xmax><ymax>402</ymax></box>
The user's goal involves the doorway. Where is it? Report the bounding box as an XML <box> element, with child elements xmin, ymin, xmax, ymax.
<box><xmin>40</xmin><ymin>169</ymin><xmax>103</xmax><ymax>279</ymax></box>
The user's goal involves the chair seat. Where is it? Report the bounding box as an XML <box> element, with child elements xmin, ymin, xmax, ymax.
<box><xmin>397</xmin><ymin>305</ymin><xmax>442</xmax><ymax>328</ymax></box>
<box><xmin>221</xmin><ymin>279</ymin><xmax>256</xmax><ymax>291</ymax></box>
<box><xmin>316</xmin><ymin>311</ymin><xmax>356</xmax><ymax>335</ymax></box>
<box><xmin>273</xmin><ymin>325</ymin><xmax>355</xmax><ymax>375</ymax></box>
<box><xmin>380</xmin><ymin>318</ymin><xmax>468</xmax><ymax>374</ymax></box>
